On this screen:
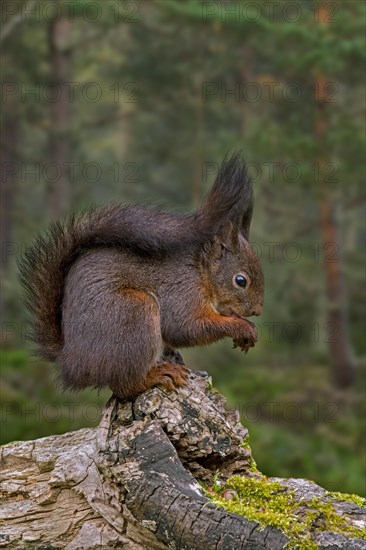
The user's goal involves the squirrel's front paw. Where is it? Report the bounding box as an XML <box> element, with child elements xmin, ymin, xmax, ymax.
<box><xmin>232</xmin><ymin>319</ymin><xmax>258</xmax><ymax>353</ymax></box>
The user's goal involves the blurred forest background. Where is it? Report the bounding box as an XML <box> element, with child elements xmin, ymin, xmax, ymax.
<box><xmin>1</xmin><ymin>0</ymin><xmax>365</xmax><ymax>496</ymax></box>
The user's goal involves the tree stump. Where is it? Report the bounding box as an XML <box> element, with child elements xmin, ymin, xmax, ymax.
<box><xmin>1</xmin><ymin>370</ymin><xmax>365</xmax><ymax>549</ymax></box>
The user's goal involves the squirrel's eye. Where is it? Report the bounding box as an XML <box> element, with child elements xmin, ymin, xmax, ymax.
<box><xmin>234</xmin><ymin>274</ymin><xmax>248</xmax><ymax>288</ymax></box>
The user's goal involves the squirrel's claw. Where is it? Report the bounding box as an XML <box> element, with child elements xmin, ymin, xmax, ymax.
<box><xmin>152</xmin><ymin>363</ymin><xmax>189</xmax><ymax>392</ymax></box>
<box><xmin>232</xmin><ymin>318</ymin><xmax>258</xmax><ymax>353</ymax></box>
<box><xmin>233</xmin><ymin>334</ymin><xmax>256</xmax><ymax>353</ymax></box>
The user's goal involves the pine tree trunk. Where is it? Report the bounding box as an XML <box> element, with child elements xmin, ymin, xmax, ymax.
<box><xmin>314</xmin><ymin>3</ymin><xmax>355</xmax><ymax>387</ymax></box>
<box><xmin>0</xmin><ymin>73</ymin><xmax>18</xmax><ymax>325</ymax></box>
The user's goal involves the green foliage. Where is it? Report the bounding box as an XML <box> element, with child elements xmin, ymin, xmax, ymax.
<box><xmin>0</xmin><ymin>349</ymin><xmax>109</xmax><ymax>444</ymax></box>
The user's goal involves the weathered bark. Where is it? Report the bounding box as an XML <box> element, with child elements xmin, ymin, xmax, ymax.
<box><xmin>0</xmin><ymin>370</ymin><xmax>365</xmax><ymax>549</ymax></box>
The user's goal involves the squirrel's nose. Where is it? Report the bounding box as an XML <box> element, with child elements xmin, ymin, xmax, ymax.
<box><xmin>251</xmin><ymin>305</ymin><xmax>263</xmax><ymax>316</ymax></box>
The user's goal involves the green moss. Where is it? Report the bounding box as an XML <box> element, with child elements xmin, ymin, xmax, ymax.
<box><xmin>327</xmin><ymin>491</ymin><xmax>366</xmax><ymax>508</ymax></box>
<box><xmin>206</xmin><ymin>375</ymin><xmax>223</xmax><ymax>397</ymax></box>
<box><xmin>309</xmin><ymin>497</ymin><xmax>366</xmax><ymax>539</ymax></box>
<box><xmin>240</xmin><ymin>436</ymin><xmax>260</xmax><ymax>474</ymax></box>
<box><xmin>204</xmin><ymin>475</ymin><xmax>366</xmax><ymax>549</ymax></box>
<box><xmin>240</xmin><ymin>438</ymin><xmax>251</xmax><ymax>451</ymax></box>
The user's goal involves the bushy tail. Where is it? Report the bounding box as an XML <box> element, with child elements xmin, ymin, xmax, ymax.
<box><xmin>196</xmin><ymin>152</ymin><xmax>253</xmax><ymax>239</ymax></box>
<box><xmin>19</xmin><ymin>217</ymin><xmax>76</xmax><ymax>360</ymax></box>
<box><xmin>18</xmin><ymin>204</ymin><xmax>203</xmax><ymax>361</ymax></box>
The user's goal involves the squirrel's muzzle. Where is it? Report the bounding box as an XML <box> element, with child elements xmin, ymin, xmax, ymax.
<box><xmin>251</xmin><ymin>305</ymin><xmax>263</xmax><ymax>316</ymax></box>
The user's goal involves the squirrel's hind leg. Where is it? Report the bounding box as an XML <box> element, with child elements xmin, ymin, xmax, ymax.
<box><xmin>107</xmin><ymin>290</ymin><xmax>189</xmax><ymax>399</ymax></box>
<box><xmin>60</xmin><ymin>284</ymin><xmax>188</xmax><ymax>400</ymax></box>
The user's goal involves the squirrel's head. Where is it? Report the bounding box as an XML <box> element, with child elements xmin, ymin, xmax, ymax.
<box><xmin>201</xmin><ymin>220</ymin><xmax>264</xmax><ymax>320</ymax></box>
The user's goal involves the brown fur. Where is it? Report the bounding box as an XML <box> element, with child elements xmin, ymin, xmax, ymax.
<box><xmin>19</xmin><ymin>153</ymin><xmax>264</xmax><ymax>399</ymax></box>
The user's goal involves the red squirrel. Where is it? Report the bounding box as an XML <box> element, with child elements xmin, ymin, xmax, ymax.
<box><xmin>19</xmin><ymin>153</ymin><xmax>264</xmax><ymax>399</ymax></box>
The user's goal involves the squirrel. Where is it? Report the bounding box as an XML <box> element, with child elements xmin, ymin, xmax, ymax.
<box><xmin>19</xmin><ymin>153</ymin><xmax>264</xmax><ymax>400</ymax></box>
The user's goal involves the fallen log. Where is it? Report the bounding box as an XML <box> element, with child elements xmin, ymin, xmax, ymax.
<box><xmin>1</xmin><ymin>369</ymin><xmax>365</xmax><ymax>549</ymax></box>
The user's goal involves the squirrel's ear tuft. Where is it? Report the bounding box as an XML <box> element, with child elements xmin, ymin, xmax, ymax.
<box><xmin>209</xmin><ymin>220</ymin><xmax>238</xmax><ymax>261</ymax></box>
<box><xmin>196</xmin><ymin>151</ymin><xmax>253</xmax><ymax>240</ymax></box>
<box><xmin>241</xmin><ymin>193</ymin><xmax>253</xmax><ymax>240</ymax></box>
<box><xmin>216</xmin><ymin>219</ymin><xmax>235</xmax><ymax>248</ymax></box>
<box><xmin>200</xmin><ymin>220</ymin><xmax>235</xmax><ymax>262</ymax></box>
